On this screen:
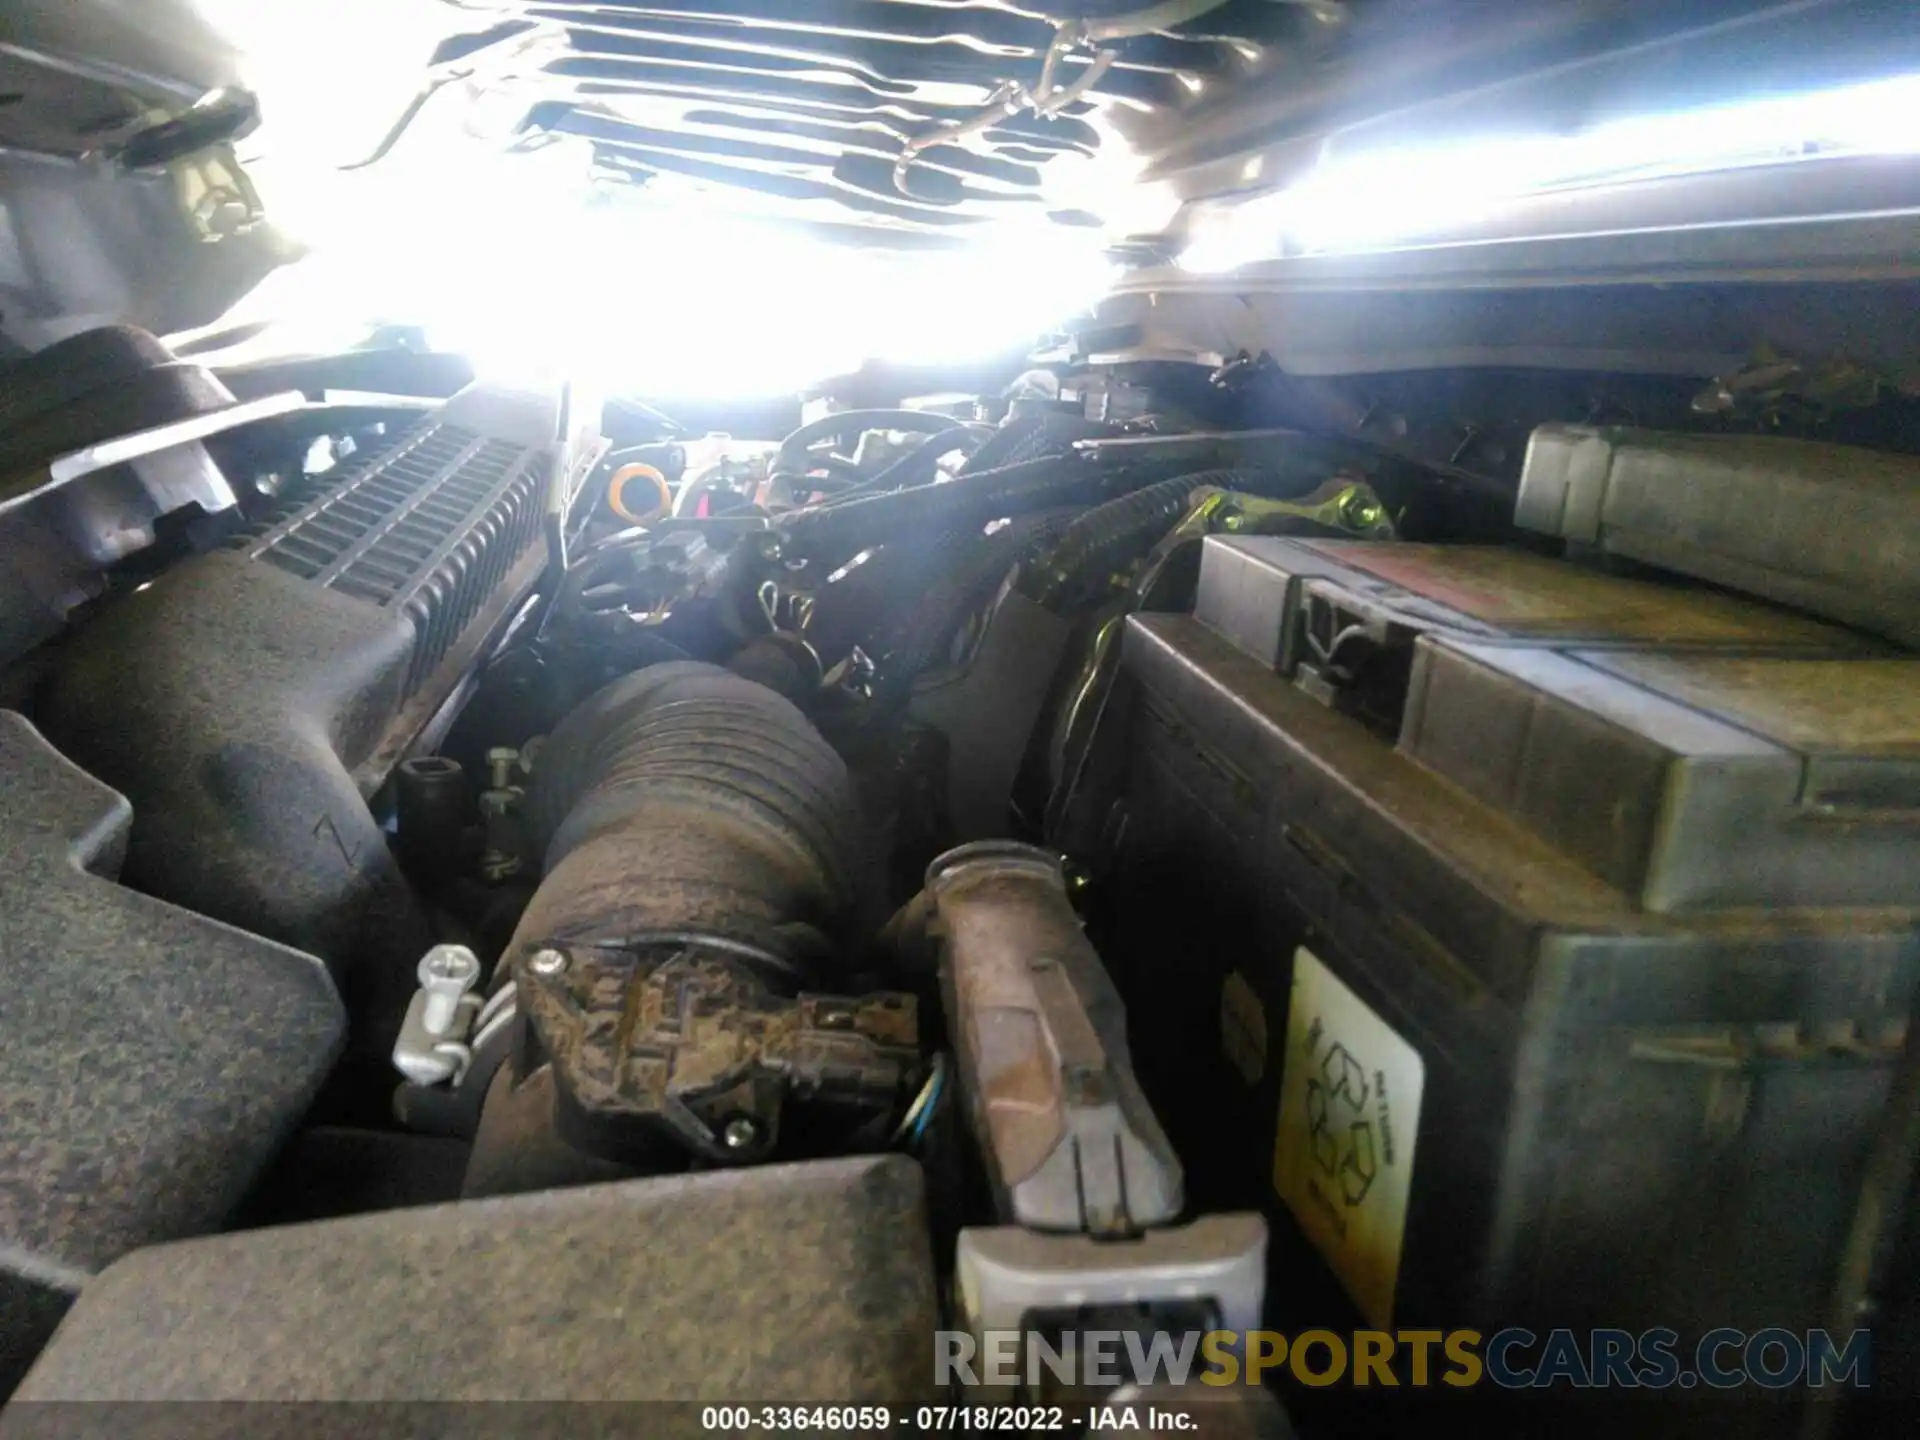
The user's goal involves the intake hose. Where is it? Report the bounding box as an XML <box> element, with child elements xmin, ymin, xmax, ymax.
<box><xmin>464</xmin><ymin>662</ymin><xmax>874</xmax><ymax>1196</ymax></box>
<box><xmin>509</xmin><ymin>662</ymin><xmax>869</xmax><ymax>975</ymax></box>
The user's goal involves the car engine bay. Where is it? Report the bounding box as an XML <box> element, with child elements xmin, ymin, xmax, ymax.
<box><xmin>1</xmin><ymin>1</ymin><xmax>1919</xmax><ymax>1436</ymax></box>
<box><xmin>2</xmin><ymin>327</ymin><xmax>1916</xmax><ymax>1430</ymax></box>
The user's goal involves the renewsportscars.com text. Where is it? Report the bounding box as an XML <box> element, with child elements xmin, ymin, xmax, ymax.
<box><xmin>937</xmin><ymin>1327</ymin><xmax>1873</xmax><ymax>1391</ymax></box>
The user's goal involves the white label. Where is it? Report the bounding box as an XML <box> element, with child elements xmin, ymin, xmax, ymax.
<box><xmin>1272</xmin><ymin>945</ymin><xmax>1425</xmax><ymax>1329</ymax></box>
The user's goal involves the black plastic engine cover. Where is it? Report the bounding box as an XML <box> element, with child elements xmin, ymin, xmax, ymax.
<box><xmin>39</xmin><ymin>383</ymin><xmax>586</xmax><ymax>977</ymax></box>
<box><xmin>10</xmin><ymin>1156</ymin><xmax>936</xmax><ymax>1406</ymax></box>
<box><xmin>0</xmin><ymin>711</ymin><xmax>344</xmax><ymax>1396</ymax></box>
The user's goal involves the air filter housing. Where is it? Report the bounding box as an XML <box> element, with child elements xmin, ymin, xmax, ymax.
<box><xmin>42</xmin><ymin>382</ymin><xmax>599</xmax><ymax>973</ymax></box>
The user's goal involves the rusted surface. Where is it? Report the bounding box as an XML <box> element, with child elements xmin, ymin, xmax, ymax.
<box><xmin>930</xmin><ymin>841</ymin><xmax>1182</xmax><ymax>1233</ymax></box>
<box><xmin>520</xmin><ymin>937</ymin><xmax>919</xmax><ymax>1161</ymax></box>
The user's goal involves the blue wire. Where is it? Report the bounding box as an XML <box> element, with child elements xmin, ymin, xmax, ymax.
<box><xmin>906</xmin><ymin>1056</ymin><xmax>948</xmax><ymax>1145</ymax></box>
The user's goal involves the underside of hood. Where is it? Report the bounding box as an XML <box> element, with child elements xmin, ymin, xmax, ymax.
<box><xmin>344</xmin><ymin>0</ymin><xmax>1917</xmax><ymax>245</ymax></box>
<box><xmin>3</xmin><ymin>0</ymin><xmax>1916</xmax><ymax>376</ymax></box>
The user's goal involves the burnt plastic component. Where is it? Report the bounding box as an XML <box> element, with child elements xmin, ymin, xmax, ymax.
<box><xmin>40</xmin><ymin>383</ymin><xmax>575</xmax><ymax>975</ymax></box>
<box><xmin>923</xmin><ymin>841</ymin><xmax>1182</xmax><ymax>1236</ymax></box>
<box><xmin>0</xmin><ymin>711</ymin><xmax>343</xmax><ymax>1396</ymax></box>
<box><xmin>467</xmin><ymin>662</ymin><xmax>881</xmax><ymax>1192</ymax></box>
<box><xmin>519</xmin><ymin>936</ymin><xmax>918</xmax><ymax>1163</ymax></box>
<box><xmin>1518</xmin><ymin>424</ymin><xmax>1920</xmax><ymax>649</ymax></box>
<box><xmin>14</xmin><ymin>1156</ymin><xmax>937</xmax><ymax>1402</ymax></box>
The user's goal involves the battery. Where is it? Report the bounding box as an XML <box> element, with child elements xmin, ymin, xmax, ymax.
<box><xmin>1073</xmin><ymin>536</ymin><xmax>1919</xmax><ymax>1386</ymax></box>
<box><xmin>1186</xmin><ymin>535</ymin><xmax>1920</xmax><ymax>913</ymax></box>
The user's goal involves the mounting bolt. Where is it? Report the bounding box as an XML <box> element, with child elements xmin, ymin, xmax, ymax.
<box><xmin>723</xmin><ymin>1116</ymin><xmax>760</xmax><ymax>1151</ymax></box>
<box><xmin>1338</xmin><ymin>490</ymin><xmax>1383</xmax><ymax>531</ymax></box>
<box><xmin>486</xmin><ymin>746</ymin><xmax>521</xmax><ymax>790</ymax></box>
<box><xmin>417</xmin><ymin>944</ymin><xmax>481</xmax><ymax>1036</ymax></box>
<box><xmin>528</xmin><ymin>947</ymin><xmax>569</xmax><ymax>978</ymax></box>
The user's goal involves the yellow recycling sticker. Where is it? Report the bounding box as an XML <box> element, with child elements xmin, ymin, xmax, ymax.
<box><xmin>1272</xmin><ymin>945</ymin><xmax>1426</xmax><ymax>1329</ymax></box>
